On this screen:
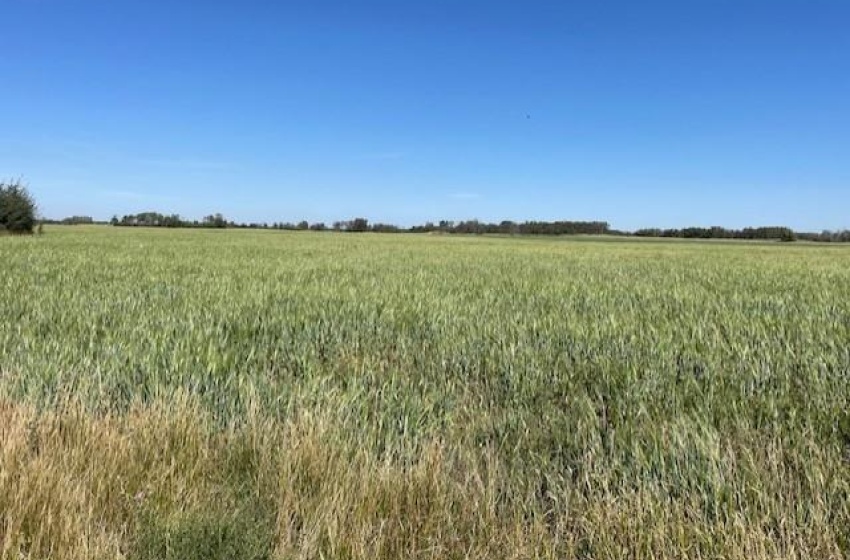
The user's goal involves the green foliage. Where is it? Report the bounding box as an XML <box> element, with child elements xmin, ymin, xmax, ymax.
<box><xmin>0</xmin><ymin>179</ymin><xmax>37</xmax><ymax>234</ymax></box>
<box><xmin>349</xmin><ymin>217</ymin><xmax>369</xmax><ymax>232</ymax></box>
<box><xmin>59</xmin><ymin>215</ymin><xmax>95</xmax><ymax>225</ymax></box>
<box><xmin>202</xmin><ymin>213</ymin><xmax>228</xmax><ymax>228</ymax></box>
<box><xmin>780</xmin><ymin>228</ymin><xmax>797</xmax><ymax>242</ymax></box>
<box><xmin>635</xmin><ymin>225</ymin><xmax>800</xmax><ymax>240</ymax></box>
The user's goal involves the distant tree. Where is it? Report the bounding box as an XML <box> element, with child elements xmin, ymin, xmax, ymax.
<box><xmin>710</xmin><ymin>226</ymin><xmax>731</xmax><ymax>239</ymax></box>
<box><xmin>202</xmin><ymin>213</ymin><xmax>228</xmax><ymax>228</ymax></box>
<box><xmin>371</xmin><ymin>222</ymin><xmax>400</xmax><ymax>233</ymax></box>
<box><xmin>780</xmin><ymin>228</ymin><xmax>797</xmax><ymax>242</ymax></box>
<box><xmin>455</xmin><ymin>220</ymin><xmax>484</xmax><ymax>234</ymax></box>
<box><xmin>309</xmin><ymin>222</ymin><xmax>327</xmax><ymax>231</ymax></box>
<box><xmin>499</xmin><ymin>220</ymin><xmax>518</xmax><ymax>234</ymax></box>
<box><xmin>60</xmin><ymin>216</ymin><xmax>94</xmax><ymax>225</ymax></box>
<box><xmin>349</xmin><ymin>217</ymin><xmax>369</xmax><ymax>232</ymax></box>
<box><xmin>297</xmin><ymin>220</ymin><xmax>309</xmax><ymax>230</ymax></box>
<box><xmin>0</xmin><ymin>179</ymin><xmax>37</xmax><ymax>234</ymax></box>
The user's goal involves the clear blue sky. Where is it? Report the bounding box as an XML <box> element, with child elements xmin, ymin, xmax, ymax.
<box><xmin>2</xmin><ymin>0</ymin><xmax>848</xmax><ymax>231</ymax></box>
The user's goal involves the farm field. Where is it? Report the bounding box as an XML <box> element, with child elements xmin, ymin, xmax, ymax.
<box><xmin>1</xmin><ymin>226</ymin><xmax>849</xmax><ymax>559</ymax></box>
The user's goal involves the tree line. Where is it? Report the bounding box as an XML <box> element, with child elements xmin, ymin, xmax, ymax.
<box><xmin>2</xmin><ymin>181</ymin><xmax>848</xmax><ymax>242</ymax></box>
<box><xmin>633</xmin><ymin>226</ymin><xmax>850</xmax><ymax>243</ymax></box>
<box><xmin>110</xmin><ymin>213</ymin><xmax>614</xmax><ymax>235</ymax></box>
<box><xmin>110</xmin><ymin>212</ymin><xmax>229</xmax><ymax>228</ymax></box>
<box><xmin>634</xmin><ymin>226</ymin><xmax>799</xmax><ymax>241</ymax></box>
<box><xmin>106</xmin><ymin>212</ymin><xmax>850</xmax><ymax>241</ymax></box>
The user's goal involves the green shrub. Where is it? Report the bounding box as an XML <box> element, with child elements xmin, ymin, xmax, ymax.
<box><xmin>0</xmin><ymin>179</ymin><xmax>37</xmax><ymax>234</ymax></box>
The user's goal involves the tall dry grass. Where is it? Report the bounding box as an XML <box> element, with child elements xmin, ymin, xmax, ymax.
<box><xmin>2</xmin><ymin>393</ymin><xmax>847</xmax><ymax>559</ymax></box>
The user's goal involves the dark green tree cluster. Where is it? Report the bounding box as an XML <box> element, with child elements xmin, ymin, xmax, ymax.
<box><xmin>267</xmin><ymin>221</ymin><xmax>308</xmax><ymax>230</ymax></box>
<box><xmin>409</xmin><ymin>220</ymin><xmax>611</xmax><ymax>235</ymax></box>
<box><xmin>329</xmin><ymin>218</ymin><xmax>370</xmax><ymax>231</ymax></box>
<box><xmin>113</xmin><ymin>212</ymin><xmax>231</xmax><ymax>228</ymax></box>
<box><xmin>634</xmin><ymin>226</ymin><xmax>798</xmax><ymax>241</ymax></box>
<box><xmin>797</xmin><ymin>230</ymin><xmax>850</xmax><ymax>243</ymax></box>
<box><xmin>0</xmin><ymin>179</ymin><xmax>37</xmax><ymax>234</ymax></box>
<box><xmin>59</xmin><ymin>215</ymin><xmax>95</xmax><ymax>225</ymax></box>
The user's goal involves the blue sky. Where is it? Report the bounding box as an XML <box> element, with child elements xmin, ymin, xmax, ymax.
<box><xmin>2</xmin><ymin>0</ymin><xmax>848</xmax><ymax>230</ymax></box>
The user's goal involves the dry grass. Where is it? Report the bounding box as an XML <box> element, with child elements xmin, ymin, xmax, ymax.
<box><xmin>2</xmin><ymin>394</ymin><xmax>847</xmax><ymax>559</ymax></box>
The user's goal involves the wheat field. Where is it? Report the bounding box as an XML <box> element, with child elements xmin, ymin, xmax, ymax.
<box><xmin>1</xmin><ymin>226</ymin><xmax>849</xmax><ymax>559</ymax></box>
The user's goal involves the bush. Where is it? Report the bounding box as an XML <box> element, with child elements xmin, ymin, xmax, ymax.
<box><xmin>0</xmin><ymin>179</ymin><xmax>37</xmax><ymax>234</ymax></box>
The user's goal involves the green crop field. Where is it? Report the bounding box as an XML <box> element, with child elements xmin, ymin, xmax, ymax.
<box><xmin>2</xmin><ymin>226</ymin><xmax>849</xmax><ymax>559</ymax></box>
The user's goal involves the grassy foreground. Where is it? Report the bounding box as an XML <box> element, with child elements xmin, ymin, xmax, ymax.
<box><xmin>2</xmin><ymin>226</ymin><xmax>849</xmax><ymax>559</ymax></box>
